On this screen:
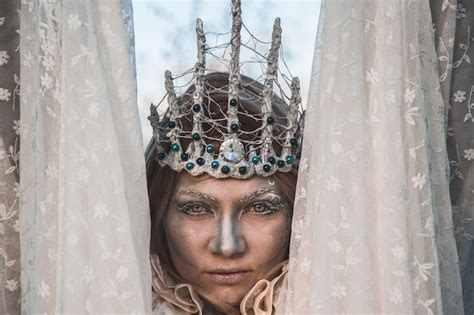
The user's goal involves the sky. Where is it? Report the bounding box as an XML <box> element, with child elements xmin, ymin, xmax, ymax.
<box><xmin>132</xmin><ymin>0</ymin><xmax>321</xmax><ymax>144</ymax></box>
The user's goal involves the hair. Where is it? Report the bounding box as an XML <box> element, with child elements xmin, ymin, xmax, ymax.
<box><xmin>145</xmin><ymin>72</ymin><xmax>298</xmax><ymax>313</ymax></box>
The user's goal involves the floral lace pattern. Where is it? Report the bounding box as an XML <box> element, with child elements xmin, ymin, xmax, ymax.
<box><xmin>0</xmin><ymin>1</ymin><xmax>21</xmax><ymax>314</ymax></box>
<box><xmin>285</xmin><ymin>1</ymin><xmax>463</xmax><ymax>313</ymax></box>
<box><xmin>443</xmin><ymin>1</ymin><xmax>474</xmax><ymax>313</ymax></box>
<box><xmin>19</xmin><ymin>1</ymin><xmax>151</xmax><ymax>313</ymax></box>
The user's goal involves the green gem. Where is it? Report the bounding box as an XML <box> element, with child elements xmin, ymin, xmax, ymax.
<box><xmin>185</xmin><ymin>162</ymin><xmax>194</xmax><ymax>170</ymax></box>
<box><xmin>211</xmin><ymin>161</ymin><xmax>219</xmax><ymax>169</ymax></box>
<box><xmin>229</xmin><ymin>99</ymin><xmax>238</xmax><ymax>106</ymax></box>
<box><xmin>230</xmin><ymin>123</ymin><xmax>239</xmax><ymax>132</ymax></box>
<box><xmin>192</xmin><ymin>104</ymin><xmax>201</xmax><ymax>112</ymax></box>
<box><xmin>296</xmin><ymin>152</ymin><xmax>301</xmax><ymax>159</ymax></box>
<box><xmin>263</xmin><ymin>164</ymin><xmax>271</xmax><ymax>173</ymax></box>
<box><xmin>290</xmin><ymin>138</ymin><xmax>298</xmax><ymax>146</ymax></box>
<box><xmin>251</xmin><ymin>156</ymin><xmax>260</xmax><ymax>165</ymax></box>
<box><xmin>266</xmin><ymin>116</ymin><xmax>275</xmax><ymax>125</ymax></box>
<box><xmin>268</xmin><ymin>156</ymin><xmax>276</xmax><ymax>165</ymax></box>
<box><xmin>206</xmin><ymin>145</ymin><xmax>215</xmax><ymax>154</ymax></box>
<box><xmin>221</xmin><ymin>165</ymin><xmax>230</xmax><ymax>174</ymax></box>
<box><xmin>286</xmin><ymin>155</ymin><xmax>294</xmax><ymax>164</ymax></box>
<box><xmin>192</xmin><ymin>133</ymin><xmax>201</xmax><ymax>141</ymax></box>
<box><xmin>181</xmin><ymin>153</ymin><xmax>189</xmax><ymax>161</ymax></box>
<box><xmin>171</xmin><ymin>143</ymin><xmax>180</xmax><ymax>152</ymax></box>
<box><xmin>196</xmin><ymin>157</ymin><xmax>205</xmax><ymax>166</ymax></box>
<box><xmin>238</xmin><ymin>166</ymin><xmax>247</xmax><ymax>175</ymax></box>
<box><xmin>158</xmin><ymin>152</ymin><xmax>166</xmax><ymax>160</ymax></box>
<box><xmin>168</xmin><ymin>121</ymin><xmax>176</xmax><ymax>129</ymax></box>
<box><xmin>277</xmin><ymin>160</ymin><xmax>285</xmax><ymax>167</ymax></box>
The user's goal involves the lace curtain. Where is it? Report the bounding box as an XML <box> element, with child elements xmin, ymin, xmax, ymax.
<box><xmin>1</xmin><ymin>0</ymin><xmax>472</xmax><ymax>314</ymax></box>
<box><xmin>0</xmin><ymin>1</ymin><xmax>21</xmax><ymax>314</ymax></box>
<box><xmin>18</xmin><ymin>1</ymin><xmax>151</xmax><ymax>313</ymax></box>
<box><xmin>285</xmin><ymin>0</ymin><xmax>464</xmax><ymax>314</ymax></box>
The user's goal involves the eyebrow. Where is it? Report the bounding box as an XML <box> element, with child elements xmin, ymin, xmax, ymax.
<box><xmin>176</xmin><ymin>188</ymin><xmax>279</xmax><ymax>203</ymax></box>
<box><xmin>240</xmin><ymin>188</ymin><xmax>279</xmax><ymax>203</ymax></box>
<box><xmin>176</xmin><ymin>190</ymin><xmax>216</xmax><ymax>201</ymax></box>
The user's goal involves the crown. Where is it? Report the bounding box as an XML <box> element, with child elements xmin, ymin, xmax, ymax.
<box><xmin>148</xmin><ymin>0</ymin><xmax>304</xmax><ymax>179</ymax></box>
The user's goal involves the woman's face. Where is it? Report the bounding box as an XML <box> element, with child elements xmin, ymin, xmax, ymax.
<box><xmin>165</xmin><ymin>173</ymin><xmax>291</xmax><ymax>307</ymax></box>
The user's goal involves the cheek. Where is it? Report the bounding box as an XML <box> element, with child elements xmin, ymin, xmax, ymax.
<box><xmin>165</xmin><ymin>212</ymin><xmax>212</xmax><ymax>270</ymax></box>
<box><xmin>242</xmin><ymin>212</ymin><xmax>290</xmax><ymax>259</ymax></box>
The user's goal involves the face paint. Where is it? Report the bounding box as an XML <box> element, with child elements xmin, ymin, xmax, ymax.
<box><xmin>165</xmin><ymin>174</ymin><xmax>291</xmax><ymax>308</ymax></box>
<box><xmin>215</xmin><ymin>212</ymin><xmax>242</xmax><ymax>255</ymax></box>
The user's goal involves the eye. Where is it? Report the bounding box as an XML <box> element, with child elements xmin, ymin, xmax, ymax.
<box><xmin>176</xmin><ymin>201</ymin><xmax>211</xmax><ymax>216</ymax></box>
<box><xmin>246</xmin><ymin>200</ymin><xmax>282</xmax><ymax>216</ymax></box>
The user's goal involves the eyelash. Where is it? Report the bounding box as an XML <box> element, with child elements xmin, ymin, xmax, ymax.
<box><xmin>176</xmin><ymin>200</ymin><xmax>282</xmax><ymax>216</ymax></box>
<box><xmin>176</xmin><ymin>201</ymin><xmax>211</xmax><ymax>216</ymax></box>
<box><xmin>246</xmin><ymin>200</ymin><xmax>281</xmax><ymax>216</ymax></box>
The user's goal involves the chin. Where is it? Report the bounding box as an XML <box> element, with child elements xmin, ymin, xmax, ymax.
<box><xmin>206</xmin><ymin>283</ymin><xmax>250</xmax><ymax>307</ymax></box>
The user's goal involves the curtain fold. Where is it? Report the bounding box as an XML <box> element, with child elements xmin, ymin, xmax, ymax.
<box><xmin>443</xmin><ymin>1</ymin><xmax>474</xmax><ymax>313</ymax></box>
<box><xmin>0</xmin><ymin>1</ymin><xmax>21</xmax><ymax>314</ymax></box>
<box><xmin>285</xmin><ymin>0</ymin><xmax>464</xmax><ymax>313</ymax></box>
<box><xmin>19</xmin><ymin>1</ymin><xmax>151</xmax><ymax>313</ymax></box>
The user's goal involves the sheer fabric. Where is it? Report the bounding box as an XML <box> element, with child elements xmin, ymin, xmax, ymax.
<box><xmin>19</xmin><ymin>1</ymin><xmax>151</xmax><ymax>313</ymax></box>
<box><xmin>443</xmin><ymin>1</ymin><xmax>474</xmax><ymax>312</ymax></box>
<box><xmin>0</xmin><ymin>1</ymin><xmax>21</xmax><ymax>313</ymax></box>
<box><xmin>285</xmin><ymin>0</ymin><xmax>463</xmax><ymax>314</ymax></box>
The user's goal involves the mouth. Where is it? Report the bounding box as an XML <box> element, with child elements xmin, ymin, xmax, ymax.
<box><xmin>207</xmin><ymin>269</ymin><xmax>251</xmax><ymax>284</ymax></box>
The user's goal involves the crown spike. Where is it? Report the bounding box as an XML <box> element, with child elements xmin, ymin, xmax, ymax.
<box><xmin>261</xmin><ymin>18</ymin><xmax>282</xmax><ymax>161</ymax></box>
<box><xmin>191</xmin><ymin>18</ymin><xmax>206</xmax><ymax>160</ymax></box>
<box><xmin>262</xmin><ymin>18</ymin><xmax>282</xmax><ymax>114</ymax></box>
<box><xmin>281</xmin><ymin>77</ymin><xmax>301</xmax><ymax>161</ymax></box>
<box><xmin>165</xmin><ymin>70</ymin><xmax>180</xmax><ymax>147</ymax></box>
<box><xmin>196</xmin><ymin>18</ymin><xmax>206</xmax><ymax>70</ymax></box>
<box><xmin>287</xmin><ymin>77</ymin><xmax>301</xmax><ymax>132</ymax></box>
<box><xmin>227</xmin><ymin>0</ymin><xmax>242</xmax><ymax>135</ymax></box>
<box><xmin>148</xmin><ymin>103</ymin><xmax>160</xmax><ymax>139</ymax></box>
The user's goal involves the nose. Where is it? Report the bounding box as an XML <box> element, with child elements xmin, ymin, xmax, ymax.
<box><xmin>209</xmin><ymin>213</ymin><xmax>246</xmax><ymax>257</ymax></box>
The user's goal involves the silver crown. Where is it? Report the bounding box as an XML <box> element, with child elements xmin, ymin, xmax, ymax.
<box><xmin>148</xmin><ymin>0</ymin><xmax>304</xmax><ymax>179</ymax></box>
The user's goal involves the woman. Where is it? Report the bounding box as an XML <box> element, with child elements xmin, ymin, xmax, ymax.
<box><xmin>145</xmin><ymin>72</ymin><xmax>301</xmax><ymax>314</ymax></box>
<box><xmin>144</xmin><ymin>1</ymin><xmax>303</xmax><ymax>312</ymax></box>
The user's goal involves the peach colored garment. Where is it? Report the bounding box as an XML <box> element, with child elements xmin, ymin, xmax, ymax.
<box><xmin>150</xmin><ymin>254</ymin><xmax>288</xmax><ymax>315</ymax></box>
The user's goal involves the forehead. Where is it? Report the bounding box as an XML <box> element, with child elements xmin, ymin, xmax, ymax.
<box><xmin>176</xmin><ymin>173</ymin><xmax>274</xmax><ymax>198</ymax></box>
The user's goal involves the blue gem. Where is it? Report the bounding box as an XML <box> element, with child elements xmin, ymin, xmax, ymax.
<box><xmin>181</xmin><ymin>153</ymin><xmax>189</xmax><ymax>161</ymax></box>
<box><xmin>268</xmin><ymin>156</ymin><xmax>276</xmax><ymax>165</ymax></box>
<box><xmin>211</xmin><ymin>161</ymin><xmax>219</xmax><ymax>169</ymax></box>
<box><xmin>168</xmin><ymin>121</ymin><xmax>176</xmax><ymax>129</ymax></box>
<box><xmin>286</xmin><ymin>155</ymin><xmax>294</xmax><ymax>164</ymax></box>
<box><xmin>229</xmin><ymin>99</ymin><xmax>238</xmax><ymax>106</ymax></box>
<box><xmin>266</xmin><ymin>116</ymin><xmax>275</xmax><ymax>125</ymax></box>
<box><xmin>290</xmin><ymin>138</ymin><xmax>298</xmax><ymax>146</ymax></box>
<box><xmin>196</xmin><ymin>157</ymin><xmax>205</xmax><ymax>166</ymax></box>
<box><xmin>192</xmin><ymin>133</ymin><xmax>201</xmax><ymax>141</ymax></box>
<box><xmin>263</xmin><ymin>164</ymin><xmax>271</xmax><ymax>173</ymax></box>
<box><xmin>192</xmin><ymin>104</ymin><xmax>201</xmax><ymax>112</ymax></box>
<box><xmin>251</xmin><ymin>156</ymin><xmax>260</xmax><ymax>165</ymax></box>
<box><xmin>171</xmin><ymin>143</ymin><xmax>180</xmax><ymax>152</ymax></box>
<box><xmin>277</xmin><ymin>160</ymin><xmax>285</xmax><ymax>167</ymax></box>
<box><xmin>230</xmin><ymin>123</ymin><xmax>239</xmax><ymax>132</ymax></box>
<box><xmin>221</xmin><ymin>165</ymin><xmax>230</xmax><ymax>174</ymax></box>
<box><xmin>185</xmin><ymin>162</ymin><xmax>194</xmax><ymax>170</ymax></box>
<box><xmin>158</xmin><ymin>152</ymin><xmax>166</xmax><ymax>160</ymax></box>
<box><xmin>238</xmin><ymin>166</ymin><xmax>247</xmax><ymax>175</ymax></box>
<box><xmin>206</xmin><ymin>145</ymin><xmax>215</xmax><ymax>154</ymax></box>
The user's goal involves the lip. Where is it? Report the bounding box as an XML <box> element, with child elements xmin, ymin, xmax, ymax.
<box><xmin>207</xmin><ymin>269</ymin><xmax>251</xmax><ymax>284</ymax></box>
